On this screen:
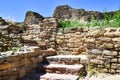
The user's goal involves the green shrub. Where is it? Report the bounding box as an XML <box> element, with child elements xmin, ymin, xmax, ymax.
<box><xmin>60</xmin><ymin>20</ymin><xmax>71</xmax><ymax>28</ymax></box>
<box><xmin>112</xmin><ymin>10</ymin><xmax>120</xmax><ymax>27</ymax></box>
<box><xmin>60</xmin><ymin>10</ymin><xmax>120</xmax><ymax>28</ymax></box>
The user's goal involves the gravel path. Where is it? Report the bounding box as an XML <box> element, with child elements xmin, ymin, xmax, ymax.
<box><xmin>79</xmin><ymin>73</ymin><xmax>120</xmax><ymax>80</ymax></box>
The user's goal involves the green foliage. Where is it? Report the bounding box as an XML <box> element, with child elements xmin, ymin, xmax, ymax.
<box><xmin>112</xmin><ymin>10</ymin><xmax>120</xmax><ymax>27</ymax></box>
<box><xmin>105</xmin><ymin>64</ymin><xmax>110</xmax><ymax>69</ymax></box>
<box><xmin>60</xmin><ymin>10</ymin><xmax>120</xmax><ymax>28</ymax></box>
<box><xmin>60</xmin><ymin>20</ymin><xmax>84</xmax><ymax>28</ymax></box>
<box><xmin>60</xmin><ymin>20</ymin><xmax>71</xmax><ymax>28</ymax></box>
<box><xmin>103</xmin><ymin>12</ymin><xmax>110</xmax><ymax>26</ymax></box>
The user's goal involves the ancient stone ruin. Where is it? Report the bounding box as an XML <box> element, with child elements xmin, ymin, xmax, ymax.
<box><xmin>0</xmin><ymin>5</ymin><xmax>120</xmax><ymax>80</ymax></box>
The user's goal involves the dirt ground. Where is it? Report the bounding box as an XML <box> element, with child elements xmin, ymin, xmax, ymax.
<box><xmin>79</xmin><ymin>73</ymin><xmax>120</xmax><ymax>80</ymax></box>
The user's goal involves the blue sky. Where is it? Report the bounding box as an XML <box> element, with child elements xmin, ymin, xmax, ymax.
<box><xmin>0</xmin><ymin>0</ymin><xmax>120</xmax><ymax>22</ymax></box>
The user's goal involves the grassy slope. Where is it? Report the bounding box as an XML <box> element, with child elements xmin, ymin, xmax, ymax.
<box><xmin>60</xmin><ymin>10</ymin><xmax>120</xmax><ymax>28</ymax></box>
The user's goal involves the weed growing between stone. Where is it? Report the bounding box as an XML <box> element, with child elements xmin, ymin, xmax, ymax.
<box><xmin>60</xmin><ymin>10</ymin><xmax>120</xmax><ymax>28</ymax></box>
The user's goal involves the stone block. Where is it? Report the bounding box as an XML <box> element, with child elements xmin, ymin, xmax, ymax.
<box><xmin>89</xmin><ymin>49</ymin><xmax>102</xmax><ymax>55</ymax></box>
<box><xmin>0</xmin><ymin>63</ymin><xmax>11</xmax><ymax>70</ymax></box>
<box><xmin>109</xmin><ymin>69</ymin><xmax>116</xmax><ymax>73</ymax></box>
<box><xmin>21</xmin><ymin>58</ymin><xmax>31</xmax><ymax>65</ymax></box>
<box><xmin>69</xmin><ymin>38</ymin><xmax>77</xmax><ymax>43</ymax></box>
<box><xmin>86</xmin><ymin>38</ymin><xmax>95</xmax><ymax>43</ymax></box>
<box><xmin>90</xmin><ymin>59</ymin><xmax>104</xmax><ymax>65</ymax></box>
<box><xmin>115</xmin><ymin>43</ymin><xmax>120</xmax><ymax>48</ymax></box>
<box><xmin>88</xmin><ymin>54</ymin><xmax>97</xmax><ymax>59</ymax></box>
<box><xmin>104</xmin><ymin>55</ymin><xmax>114</xmax><ymax>58</ymax></box>
<box><xmin>36</xmin><ymin>56</ymin><xmax>43</xmax><ymax>63</ymax></box>
<box><xmin>83</xmin><ymin>28</ymin><xmax>89</xmax><ymax>32</ymax></box>
<box><xmin>114</xmin><ymin>31</ymin><xmax>120</xmax><ymax>37</ymax></box>
<box><xmin>72</xmin><ymin>52</ymin><xmax>79</xmax><ymax>55</ymax></box>
<box><xmin>56</xmin><ymin>35</ymin><xmax>64</xmax><ymax>39</ymax></box>
<box><xmin>112</xmin><ymin>38</ymin><xmax>120</xmax><ymax>42</ymax></box>
<box><xmin>0</xmin><ymin>68</ymin><xmax>17</xmax><ymax>76</ymax></box>
<box><xmin>11</xmin><ymin>61</ymin><xmax>22</xmax><ymax>68</ymax></box>
<box><xmin>90</xmin><ymin>29</ymin><xmax>104</xmax><ymax>37</ymax></box>
<box><xmin>63</xmin><ymin>50</ymin><xmax>71</xmax><ymax>54</ymax></box>
<box><xmin>97</xmin><ymin>37</ymin><xmax>112</xmax><ymax>42</ymax></box>
<box><xmin>80</xmin><ymin>58</ymin><xmax>89</xmax><ymax>64</ymax></box>
<box><xmin>84</xmin><ymin>43</ymin><xmax>95</xmax><ymax>49</ymax></box>
<box><xmin>64</xmin><ymin>28</ymin><xmax>70</xmax><ymax>33</ymax></box>
<box><xmin>43</xmin><ymin>64</ymin><xmax>84</xmax><ymax>75</ymax></box>
<box><xmin>5</xmin><ymin>55</ymin><xmax>22</xmax><ymax>62</ymax></box>
<box><xmin>96</xmin><ymin>55</ymin><xmax>103</xmax><ymax>59</ymax></box>
<box><xmin>103</xmin><ymin>43</ymin><xmax>114</xmax><ymax>49</ymax></box>
<box><xmin>50</xmin><ymin>38</ymin><xmax>55</xmax><ymax>41</ymax></box>
<box><xmin>56</xmin><ymin>39</ymin><xmax>64</xmax><ymax>44</ymax></box>
<box><xmin>116</xmin><ymin>70</ymin><xmax>120</xmax><ymax>73</ymax></box>
<box><xmin>64</xmin><ymin>34</ymin><xmax>71</xmax><ymax>38</ymax></box>
<box><xmin>70</xmin><ymin>58</ymin><xmax>80</xmax><ymax>64</ymax></box>
<box><xmin>97</xmin><ymin>64</ymin><xmax>104</xmax><ymax>68</ymax></box>
<box><xmin>112</xmin><ymin>51</ymin><xmax>118</xmax><ymax>56</ymax></box>
<box><xmin>103</xmin><ymin>50</ymin><xmax>118</xmax><ymax>56</ymax></box>
<box><xmin>69</xmin><ymin>28</ymin><xmax>78</xmax><ymax>33</ymax></box>
<box><xmin>75</xmin><ymin>32</ymin><xmax>81</xmax><ymax>35</ymax></box>
<box><xmin>57</xmin><ymin>28</ymin><xmax>63</xmax><ymax>33</ymax></box>
<box><xmin>0</xmin><ymin>56</ymin><xmax>4</xmax><ymax>64</ymax></box>
<box><xmin>50</xmin><ymin>42</ymin><xmax>56</xmax><ymax>45</ymax></box>
<box><xmin>95</xmin><ymin>41</ymin><xmax>103</xmax><ymax>44</ymax></box>
<box><xmin>111</xmin><ymin>58</ymin><xmax>118</xmax><ymax>63</ymax></box>
<box><xmin>104</xmin><ymin>32</ymin><xmax>114</xmax><ymax>37</ymax></box>
<box><xmin>30</xmin><ymin>57</ymin><xmax>37</xmax><ymax>63</ymax></box>
<box><xmin>56</xmin><ymin>33</ymin><xmax>63</xmax><ymax>36</ymax></box>
<box><xmin>67</xmin><ymin>43</ymin><xmax>74</xmax><ymax>48</ymax></box>
<box><xmin>38</xmin><ymin>41</ymin><xmax>46</xmax><ymax>46</ymax></box>
<box><xmin>103</xmin><ymin>58</ymin><xmax>111</xmax><ymax>63</ymax></box>
<box><xmin>118</xmin><ymin>59</ymin><xmax>120</xmax><ymax>62</ymax></box>
<box><xmin>111</xmin><ymin>63</ymin><xmax>119</xmax><ymax>69</ymax></box>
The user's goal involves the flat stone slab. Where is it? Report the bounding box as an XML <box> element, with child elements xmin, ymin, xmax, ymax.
<box><xmin>38</xmin><ymin>64</ymin><xmax>84</xmax><ymax>75</ymax></box>
<box><xmin>45</xmin><ymin>64</ymin><xmax>83</xmax><ymax>69</ymax></box>
<box><xmin>46</xmin><ymin>55</ymin><xmax>88</xmax><ymax>64</ymax></box>
<box><xmin>40</xmin><ymin>73</ymin><xmax>79</xmax><ymax>80</ymax></box>
<box><xmin>47</xmin><ymin>55</ymin><xmax>87</xmax><ymax>59</ymax></box>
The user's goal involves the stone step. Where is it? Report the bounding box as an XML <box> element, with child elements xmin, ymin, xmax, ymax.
<box><xmin>46</xmin><ymin>55</ymin><xmax>88</xmax><ymax>65</ymax></box>
<box><xmin>38</xmin><ymin>64</ymin><xmax>84</xmax><ymax>75</ymax></box>
<box><xmin>24</xmin><ymin>72</ymin><xmax>79</xmax><ymax>80</ymax></box>
<box><xmin>40</xmin><ymin>73</ymin><xmax>79</xmax><ymax>80</ymax></box>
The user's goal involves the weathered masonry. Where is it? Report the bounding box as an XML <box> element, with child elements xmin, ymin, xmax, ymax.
<box><xmin>0</xmin><ymin>18</ymin><xmax>120</xmax><ymax>80</ymax></box>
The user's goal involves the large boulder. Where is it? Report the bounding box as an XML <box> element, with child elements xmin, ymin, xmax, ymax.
<box><xmin>85</xmin><ymin>11</ymin><xmax>104</xmax><ymax>21</ymax></box>
<box><xmin>24</xmin><ymin>11</ymin><xmax>44</xmax><ymax>25</ymax></box>
<box><xmin>53</xmin><ymin>5</ymin><xmax>72</xmax><ymax>22</ymax></box>
<box><xmin>0</xmin><ymin>17</ymin><xmax>7</xmax><ymax>25</ymax></box>
<box><xmin>53</xmin><ymin>5</ymin><xmax>117</xmax><ymax>22</ymax></box>
<box><xmin>53</xmin><ymin>5</ymin><xmax>104</xmax><ymax>22</ymax></box>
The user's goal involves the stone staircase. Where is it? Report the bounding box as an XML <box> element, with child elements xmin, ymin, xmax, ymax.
<box><xmin>46</xmin><ymin>55</ymin><xmax>88</xmax><ymax>65</ymax></box>
<box><xmin>22</xmin><ymin>55</ymin><xmax>88</xmax><ymax>80</ymax></box>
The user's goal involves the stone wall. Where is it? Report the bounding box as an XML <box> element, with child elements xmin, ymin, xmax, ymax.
<box><xmin>56</xmin><ymin>27</ymin><xmax>120</xmax><ymax>74</ymax></box>
<box><xmin>22</xmin><ymin>17</ymin><xmax>120</xmax><ymax>74</ymax></box>
<box><xmin>56</xmin><ymin>27</ymin><xmax>87</xmax><ymax>55</ymax></box>
<box><xmin>0</xmin><ymin>46</ymin><xmax>56</xmax><ymax>80</ymax></box>
<box><xmin>22</xmin><ymin>18</ymin><xmax>59</xmax><ymax>50</ymax></box>
<box><xmin>1</xmin><ymin>17</ymin><xmax>119</xmax><ymax>80</ymax></box>
<box><xmin>86</xmin><ymin>28</ymin><xmax>120</xmax><ymax>74</ymax></box>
